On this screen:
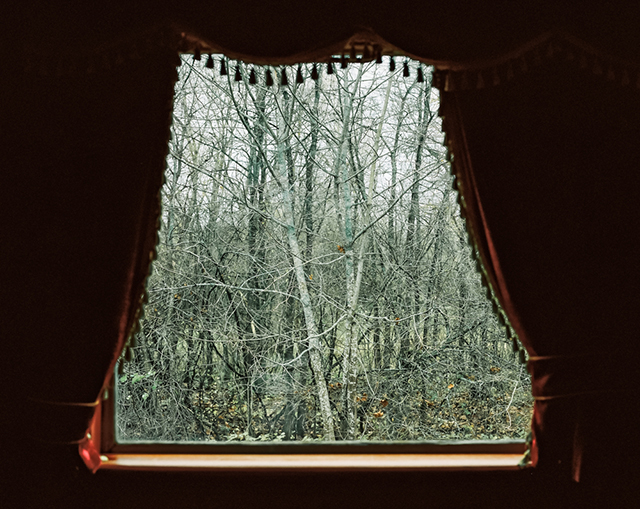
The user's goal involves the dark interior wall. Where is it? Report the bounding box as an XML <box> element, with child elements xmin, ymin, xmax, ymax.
<box><xmin>4</xmin><ymin>3</ymin><xmax>640</xmax><ymax>507</ymax></box>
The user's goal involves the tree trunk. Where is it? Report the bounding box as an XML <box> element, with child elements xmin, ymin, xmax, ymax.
<box><xmin>276</xmin><ymin>89</ymin><xmax>335</xmax><ymax>440</ymax></box>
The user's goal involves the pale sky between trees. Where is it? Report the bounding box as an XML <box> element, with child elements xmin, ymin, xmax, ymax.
<box><xmin>116</xmin><ymin>56</ymin><xmax>533</xmax><ymax>442</ymax></box>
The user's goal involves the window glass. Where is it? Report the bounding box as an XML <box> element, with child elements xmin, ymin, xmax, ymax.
<box><xmin>116</xmin><ymin>55</ymin><xmax>533</xmax><ymax>442</ymax></box>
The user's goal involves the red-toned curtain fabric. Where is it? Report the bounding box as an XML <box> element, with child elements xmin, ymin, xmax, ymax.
<box><xmin>438</xmin><ymin>53</ymin><xmax>640</xmax><ymax>483</ymax></box>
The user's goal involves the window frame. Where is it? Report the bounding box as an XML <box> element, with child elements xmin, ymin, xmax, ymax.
<box><xmin>97</xmin><ymin>52</ymin><xmax>529</xmax><ymax>471</ymax></box>
<box><xmin>99</xmin><ymin>375</ymin><xmax>526</xmax><ymax>471</ymax></box>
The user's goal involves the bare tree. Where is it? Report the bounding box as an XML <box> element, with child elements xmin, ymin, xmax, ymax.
<box><xmin>116</xmin><ymin>56</ymin><xmax>533</xmax><ymax>443</ymax></box>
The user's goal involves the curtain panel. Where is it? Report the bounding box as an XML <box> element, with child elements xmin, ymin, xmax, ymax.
<box><xmin>4</xmin><ymin>1</ymin><xmax>640</xmax><ymax>483</ymax></box>
<box><xmin>439</xmin><ymin>56</ymin><xmax>640</xmax><ymax>482</ymax></box>
<box><xmin>0</xmin><ymin>38</ymin><xmax>178</xmax><ymax>453</ymax></box>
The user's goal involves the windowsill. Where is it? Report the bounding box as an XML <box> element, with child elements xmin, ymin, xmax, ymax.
<box><xmin>99</xmin><ymin>452</ymin><xmax>524</xmax><ymax>472</ymax></box>
<box><xmin>99</xmin><ymin>379</ymin><xmax>527</xmax><ymax>473</ymax></box>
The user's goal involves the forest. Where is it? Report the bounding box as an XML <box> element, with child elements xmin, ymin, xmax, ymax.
<box><xmin>116</xmin><ymin>55</ymin><xmax>533</xmax><ymax>442</ymax></box>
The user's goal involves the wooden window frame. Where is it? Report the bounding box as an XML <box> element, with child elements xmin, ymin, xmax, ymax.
<box><xmin>98</xmin><ymin>54</ymin><xmax>528</xmax><ymax>471</ymax></box>
<box><xmin>99</xmin><ymin>375</ymin><xmax>526</xmax><ymax>472</ymax></box>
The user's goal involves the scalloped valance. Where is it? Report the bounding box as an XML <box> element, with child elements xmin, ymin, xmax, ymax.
<box><xmin>10</xmin><ymin>3</ymin><xmax>640</xmax><ymax>70</ymax></box>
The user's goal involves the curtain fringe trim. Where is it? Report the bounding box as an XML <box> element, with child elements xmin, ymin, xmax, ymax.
<box><xmin>437</xmin><ymin>93</ymin><xmax>531</xmax><ymax>466</ymax></box>
<box><xmin>19</xmin><ymin>27</ymin><xmax>640</xmax><ymax>89</ymax></box>
<box><xmin>179</xmin><ymin>55</ymin><xmax>431</xmax><ymax>87</ymax></box>
<box><xmin>432</xmin><ymin>31</ymin><xmax>640</xmax><ymax>92</ymax></box>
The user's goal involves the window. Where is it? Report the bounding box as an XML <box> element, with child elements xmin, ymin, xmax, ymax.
<box><xmin>102</xmin><ymin>54</ymin><xmax>532</xmax><ymax>462</ymax></box>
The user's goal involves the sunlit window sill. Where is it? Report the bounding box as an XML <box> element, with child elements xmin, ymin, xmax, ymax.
<box><xmin>99</xmin><ymin>453</ymin><xmax>524</xmax><ymax>472</ymax></box>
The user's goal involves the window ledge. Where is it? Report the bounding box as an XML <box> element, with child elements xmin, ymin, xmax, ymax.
<box><xmin>99</xmin><ymin>453</ymin><xmax>524</xmax><ymax>472</ymax></box>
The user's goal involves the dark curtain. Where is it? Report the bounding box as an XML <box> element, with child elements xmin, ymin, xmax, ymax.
<box><xmin>439</xmin><ymin>57</ymin><xmax>640</xmax><ymax>483</ymax></box>
<box><xmin>0</xmin><ymin>35</ymin><xmax>177</xmax><ymax>446</ymax></box>
<box><xmin>3</xmin><ymin>0</ymin><xmax>640</xmax><ymax>485</ymax></box>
